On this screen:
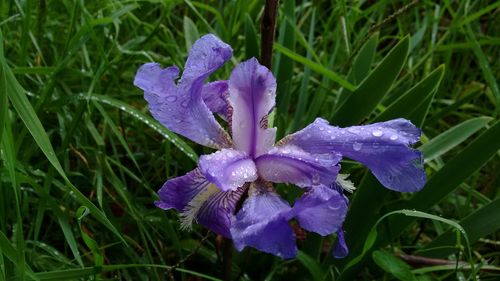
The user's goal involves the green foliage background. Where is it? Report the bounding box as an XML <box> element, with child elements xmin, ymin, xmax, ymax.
<box><xmin>0</xmin><ymin>0</ymin><xmax>499</xmax><ymax>280</ymax></box>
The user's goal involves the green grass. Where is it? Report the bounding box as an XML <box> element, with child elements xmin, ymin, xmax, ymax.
<box><xmin>0</xmin><ymin>0</ymin><xmax>499</xmax><ymax>280</ymax></box>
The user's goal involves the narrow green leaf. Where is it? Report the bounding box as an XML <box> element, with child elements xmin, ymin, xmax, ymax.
<box><xmin>465</xmin><ymin>25</ymin><xmax>500</xmax><ymax>112</ymax></box>
<box><xmin>297</xmin><ymin>251</ymin><xmax>325</xmax><ymax>281</ymax></box>
<box><xmin>419</xmin><ymin>117</ymin><xmax>493</xmax><ymax>162</ymax></box>
<box><xmin>274</xmin><ymin>44</ymin><xmax>355</xmax><ymax>91</ymax></box>
<box><xmin>351</xmin><ymin>34</ymin><xmax>379</xmax><ymax>85</ymax></box>
<box><xmin>12</xmin><ymin>66</ymin><xmax>56</xmax><ymax>75</ymax></box>
<box><xmin>332</xmin><ymin>36</ymin><xmax>410</xmax><ymax>126</ymax></box>
<box><xmin>183</xmin><ymin>16</ymin><xmax>200</xmax><ymax>51</ymax></box>
<box><xmin>343</xmin><ymin>210</ymin><xmax>472</xmax><ymax>276</ymax></box>
<box><xmin>0</xmin><ymin>232</ymin><xmax>37</xmax><ymax>280</ymax></box>
<box><xmin>81</xmin><ymin>94</ymin><xmax>198</xmax><ymax>162</ymax></box>
<box><xmin>391</xmin><ymin>119</ymin><xmax>500</xmax><ymax>216</ymax></box>
<box><xmin>0</xmin><ymin>41</ymin><xmax>125</xmax><ymax>245</ymax></box>
<box><xmin>457</xmin><ymin>1</ymin><xmax>500</xmax><ymax>27</ymax></box>
<box><xmin>34</xmin><ymin>264</ymin><xmax>222</xmax><ymax>281</ymax></box>
<box><xmin>373</xmin><ymin>65</ymin><xmax>445</xmax><ymax>123</ymax></box>
<box><xmin>289</xmin><ymin>8</ymin><xmax>316</xmax><ymax>133</ymax></box>
<box><xmin>244</xmin><ymin>14</ymin><xmax>259</xmax><ymax>59</ymax></box>
<box><xmin>336</xmin><ymin>33</ymin><xmax>378</xmax><ymax>108</ymax></box>
<box><xmin>77</xmin><ymin>207</ymin><xmax>104</xmax><ymax>267</ymax></box>
<box><xmin>372</xmin><ymin>250</ymin><xmax>417</xmax><ymax>281</ymax></box>
<box><xmin>421</xmin><ymin>197</ymin><xmax>500</xmax><ymax>257</ymax></box>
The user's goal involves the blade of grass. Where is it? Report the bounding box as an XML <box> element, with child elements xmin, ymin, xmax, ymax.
<box><xmin>81</xmin><ymin>93</ymin><xmax>198</xmax><ymax>162</ymax></box>
<box><xmin>274</xmin><ymin>44</ymin><xmax>355</xmax><ymax>91</ymax></box>
<box><xmin>332</xmin><ymin>36</ymin><xmax>410</xmax><ymax>126</ymax></box>
<box><xmin>419</xmin><ymin>197</ymin><xmax>500</xmax><ymax>258</ymax></box>
<box><xmin>419</xmin><ymin>116</ymin><xmax>493</xmax><ymax>162</ymax></box>
<box><xmin>0</xmin><ymin>38</ymin><xmax>125</xmax><ymax>245</ymax></box>
<box><xmin>372</xmin><ymin>65</ymin><xmax>444</xmax><ymax>123</ymax></box>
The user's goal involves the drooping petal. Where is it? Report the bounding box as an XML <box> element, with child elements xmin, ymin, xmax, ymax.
<box><xmin>228</xmin><ymin>58</ymin><xmax>277</xmax><ymax>158</ymax></box>
<box><xmin>288</xmin><ymin>185</ymin><xmax>348</xmax><ymax>236</ymax></box>
<box><xmin>255</xmin><ymin>145</ymin><xmax>341</xmax><ymax>188</ymax></box>
<box><xmin>134</xmin><ymin>34</ymin><xmax>232</xmax><ymax>149</ymax></box>
<box><xmin>332</xmin><ymin>228</ymin><xmax>349</xmax><ymax>258</ymax></box>
<box><xmin>195</xmin><ymin>184</ymin><xmax>247</xmax><ymax>238</ymax></box>
<box><xmin>202</xmin><ymin>80</ymin><xmax>230</xmax><ymax>119</ymax></box>
<box><xmin>283</xmin><ymin>118</ymin><xmax>426</xmax><ymax>192</ymax></box>
<box><xmin>198</xmin><ymin>149</ymin><xmax>258</xmax><ymax>191</ymax></box>
<box><xmin>231</xmin><ymin>182</ymin><xmax>297</xmax><ymax>259</ymax></box>
<box><xmin>154</xmin><ymin>169</ymin><xmax>209</xmax><ymax>211</ymax></box>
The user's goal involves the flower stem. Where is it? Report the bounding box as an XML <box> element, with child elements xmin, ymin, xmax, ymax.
<box><xmin>222</xmin><ymin>238</ymin><xmax>233</xmax><ymax>281</ymax></box>
<box><xmin>260</xmin><ymin>0</ymin><xmax>279</xmax><ymax>69</ymax></box>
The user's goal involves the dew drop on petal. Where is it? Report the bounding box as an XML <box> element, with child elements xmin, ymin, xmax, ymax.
<box><xmin>347</xmin><ymin>127</ymin><xmax>360</xmax><ymax>134</ymax></box>
<box><xmin>372</xmin><ymin>130</ymin><xmax>383</xmax><ymax>137</ymax></box>
<box><xmin>353</xmin><ymin>142</ymin><xmax>362</xmax><ymax>151</ymax></box>
<box><xmin>390</xmin><ymin>135</ymin><xmax>399</xmax><ymax>140</ymax></box>
<box><xmin>166</xmin><ymin>96</ymin><xmax>177</xmax><ymax>102</ymax></box>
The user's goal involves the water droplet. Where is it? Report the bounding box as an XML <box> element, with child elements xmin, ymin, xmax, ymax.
<box><xmin>353</xmin><ymin>142</ymin><xmax>362</xmax><ymax>151</ymax></box>
<box><xmin>319</xmin><ymin>127</ymin><xmax>324</xmax><ymax>131</ymax></box>
<box><xmin>347</xmin><ymin>127</ymin><xmax>359</xmax><ymax>134</ymax></box>
<box><xmin>181</xmin><ymin>99</ymin><xmax>189</xmax><ymax>108</ymax></box>
<box><xmin>330</xmin><ymin>135</ymin><xmax>336</xmax><ymax>140</ymax></box>
<box><xmin>390</xmin><ymin>135</ymin><xmax>399</xmax><ymax>140</ymax></box>
<box><xmin>372</xmin><ymin>130</ymin><xmax>383</xmax><ymax>137</ymax></box>
<box><xmin>166</xmin><ymin>96</ymin><xmax>177</xmax><ymax>102</ymax></box>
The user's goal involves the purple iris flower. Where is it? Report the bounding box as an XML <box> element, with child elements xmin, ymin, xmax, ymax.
<box><xmin>134</xmin><ymin>34</ymin><xmax>426</xmax><ymax>259</ymax></box>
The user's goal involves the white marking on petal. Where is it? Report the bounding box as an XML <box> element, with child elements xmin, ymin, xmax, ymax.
<box><xmin>179</xmin><ymin>184</ymin><xmax>219</xmax><ymax>231</ymax></box>
<box><xmin>336</xmin><ymin>174</ymin><xmax>356</xmax><ymax>193</ymax></box>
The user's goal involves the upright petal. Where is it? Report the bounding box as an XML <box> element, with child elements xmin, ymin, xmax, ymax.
<box><xmin>202</xmin><ymin>81</ymin><xmax>230</xmax><ymax>119</ymax></box>
<box><xmin>283</xmin><ymin>118</ymin><xmax>426</xmax><ymax>192</ymax></box>
<box><xmin>231</xmin><ymin>182</ymin><xmax>297</xmax><ymax>259</ymax></box>
<box><xmin>228</xmin><ymin>58</ymin><xmax>277</xmax><ymax>158</ymax></box>
<box><xmin>155</xmin><ymin>169</ymin><xmax>209</xmax><ymax>211</ymax></box>
<box><xmin>198</xmin><ymin>149</ymin><xmax>258</xmax><ymax>191</ymax></box>
<box><xmin>195</xmin><ymin>184</ymin><xmax>247</xmax><ymax>238</ymax></box>
<box><xmin>134</xmin><ymin>34</ymin><xmax>232</xmax><ymax>149</ymax></box>
<box><xmin>255</xmin><ymin>145</ymin><xmax>341</xmax><ymax>188</ymax></box>
<box><xmin>288</xmin><ymin>185</ymin><xmax>347</xmax><ymax>236</ymax></box>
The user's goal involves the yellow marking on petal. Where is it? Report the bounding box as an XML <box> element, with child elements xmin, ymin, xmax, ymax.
<box><xmin>179</xmin><ymin>184</ymin><xmax>219</xmax><ymax>231</ymax></box>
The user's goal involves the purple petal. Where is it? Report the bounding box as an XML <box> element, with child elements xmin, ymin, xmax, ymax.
<box><xmin>228</xmin><ymin>58</ymin><xmax>277</xmax><ymax>158</ymax></box>
<box><xmin>198</xmin><ymin>149</ymin><xmax>258</xmax><ymax>191</ymax></box>
<box><xmin>195</xmin><ymin>185</ymin><xmax>247</xmax><ymax>238</ymax></box>
<box><xmin>134</xmin><ymin>34</ymin><xmax>232</xmax><ymax>149</ymax></box>
<box><xmin>288</xmin><ymin>186</ymin><xmax>348</xmax><ymax>236</ymax></box>
<box><xmin>154</xmin><ymin>169</ymin><xmax>209</xmax><ymax>211</ymax></box>
<box><xmin>255</xmin><ymin>145</ymin><xmax>341</xmax><ymax>188</ymax></box>
<box><xmin>284</xmin><ymin>118</ymin><xmax>426</xmax><ymax>192</ymax></box>
<box><xmin>333</xmin><ymin>228</ymin><xmax>349</xmax><ymax>258</ymax></box>
<box><xmin>202</xmin><ymin>81</ymin><xmax>230</xmax><ymax>119</ymax></box>
<box><xmin>231</xmin><ymin>183</ymin><xmax>297</xmax><ymax>259</ymax></box>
